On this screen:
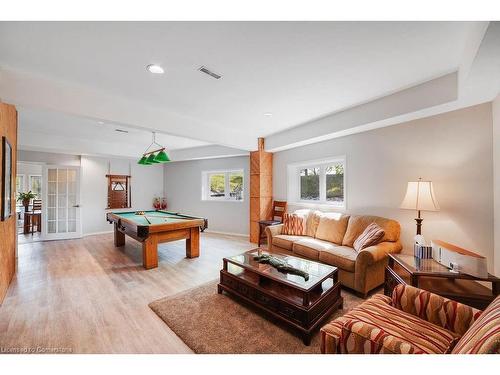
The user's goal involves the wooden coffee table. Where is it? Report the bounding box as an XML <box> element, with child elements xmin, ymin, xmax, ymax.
<box><xmin>218</xmin><ymin>249</ymin><xmax>343</xmax><ymax>345</ymax></box>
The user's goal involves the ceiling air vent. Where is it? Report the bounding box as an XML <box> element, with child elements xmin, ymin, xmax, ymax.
<box><xmin>115</xmin><ymin>129</ymin><xmax>129</xmax><ymax>133</ymax></box>
<box><xmin>198</xmin><ymin>66</ymin><xmax>222</xmax><ymax>80</ymax></box>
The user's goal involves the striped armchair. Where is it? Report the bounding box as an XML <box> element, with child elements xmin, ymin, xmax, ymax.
<box><xmin>321</xmin><ymin>284</ymin><xmax>500</xmax><ymax>354</ymax></box>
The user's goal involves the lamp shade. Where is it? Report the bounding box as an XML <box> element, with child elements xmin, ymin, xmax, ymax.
<box><xmin>146</xmin><ymin>153</ymin><xmax>160</xmax><ymax>164</ymax></box>
<box><xmin>400</xmin><ymin>180</ymin><xmax>439</xmax><ymax>211</ymax></box>
<box><xmin>138</xmin><ymin>156</ymin><xmax>150</xmax><ymax>165</ymax></box>
<box><xmin>154</xmin><ymin>150</ymin><xmax>170</xmax><ymax>163</ymax></box>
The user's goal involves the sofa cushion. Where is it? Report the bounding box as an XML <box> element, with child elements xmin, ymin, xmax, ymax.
<box><xmin>292</xmin><ymin>237</ymin><xmax>336</xmax><ymax>260</ymax></box>
<box><xmin>314</xmin><ymin>213</ymin><xmax>350</xmax><ymax>245</ymax></box>
<box><xmin>343</xmin><ymin>215</ymin><xmax>400</xmax><ymax>247</ymax></box>
<box><xmin>324</xmin><ymin>295</ymin><xmax>460</xmax><ymax>354</ymax></box>
<box><xmin>353</xmin><ymin>222</ymin><xmax>385</xmax><ymax>252</ymax></box>
<box><xmin>305</xmin><ymin>210</ymin><xmax>322</xmax><ymax>237</ymax></box>
<box><xmin>282</xmin><ymin>213</ymin><xmax>306</xmax><ymax>235</ymax></box>
<box><xmin>451</xmin><ymin>295</ymin><xmax>500</xmax><ymax>354</ymax></box>
<box><xmin>272</xmin><ymin>235</ymin><xmax>303</xmax><ymax>251</ymax></box>
<box><xmin>318</xmin><ymin>245</ymin><xmax>357</xmax><ymax>272</ymax></box>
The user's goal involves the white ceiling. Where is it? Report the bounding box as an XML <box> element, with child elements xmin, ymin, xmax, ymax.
<box><xmin>17</xmin><ymin>107</ymin><xmax>209</xmax><ymax>158</ymax></box>
<box><xmin>0</xmin><ymin>21</ymin><xmax>495</xmax><ymax>156</ymax></box>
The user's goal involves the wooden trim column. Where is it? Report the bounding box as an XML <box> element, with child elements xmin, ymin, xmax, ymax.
<box><xmin>249</xmin><ymin>138</ymin><xmax>273</xmax><ymax>243</ymax></box>
<box><xmin>0</xmin><ymin>102</ymin><xmax>17</xmax><ymax>304</ymax></box>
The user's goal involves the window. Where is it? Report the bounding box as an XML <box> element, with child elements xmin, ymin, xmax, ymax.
<box><xmin>288</xmin><ymin>157</ymin><xmax>345</xmax><ymax>208</ymax></box>
<box><xmin>202</xmin><ymin>170</ymin><xmax>244</xmax><ymax>201</ymax></box>
<box><xmin>29</xmin><ymin>175</ymin><xmax>42</xmax><ymax>199</ymax></box>
<box><xmin>16</xmin><ymin>175</ymin><xmax>25</xmax><ymax>197</ymax></box>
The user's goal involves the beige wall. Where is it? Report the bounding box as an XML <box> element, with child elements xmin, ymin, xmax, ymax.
<box><xmin>273</xmin><ymin>103</ymin><xmax>496</xmax><ymax>274</ymax></box>
<box><xmin>493</xmin><ymin>94</ymin><xmax>500</xmax><ymax>276</ymax></box>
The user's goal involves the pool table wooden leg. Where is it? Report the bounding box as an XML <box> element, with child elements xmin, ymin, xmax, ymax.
<box><xmin>114</xmin><ymin>223</ymin><xmax>125</xmax><ymax>247</ymax></box>
<box><xmin>142</xmin><ymin>235</ymin><xmax>158</xmax><ymax>269</ymax></box>
<box><xmin>186</xmin><ymin>227</ymin><xmax>200</xmax><ymax>258</ymax></box>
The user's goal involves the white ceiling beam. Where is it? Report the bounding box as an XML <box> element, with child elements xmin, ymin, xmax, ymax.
<box><xmin>0</xmin><ymin>67</ymin><xmax>256</xmax><ymax>151</ymax></box>
<box><xmin>265</xmin><ymin>72</ymin><xmax>459</xmax><ymax>152</ymax></box>
<box><xmin>169</xmin><ymin>145</ymin><xmax>248</xmax><ymax>161</ymax></box>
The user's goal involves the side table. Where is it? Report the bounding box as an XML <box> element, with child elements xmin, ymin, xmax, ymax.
<box><xmin>385</xmin><ymin>253</ymin><xmax>500</xmax><ymax>310</ymax></box>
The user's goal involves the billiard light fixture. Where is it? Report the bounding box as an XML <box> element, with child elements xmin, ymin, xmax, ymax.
<box><xmin>138</xmin><ymin>132</ymin><xmax>171</xmax><ymax>165</ymax></box>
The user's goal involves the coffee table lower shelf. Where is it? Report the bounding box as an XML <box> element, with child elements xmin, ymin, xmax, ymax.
<box><xmin>218</xmin><ymin>269</ymin><xmax>343</xmax><ymax>345</ymax></box>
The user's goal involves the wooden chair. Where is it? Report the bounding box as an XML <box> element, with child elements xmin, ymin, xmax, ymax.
<box><xmin>258</xmin><ymin>201</ymin><xmax>287</xmax><ymax>247</ymax></box>
<box><xmin>26</xmin><ymin>199</ymin><xmax>42</xmax><ymax>235</ymax></box>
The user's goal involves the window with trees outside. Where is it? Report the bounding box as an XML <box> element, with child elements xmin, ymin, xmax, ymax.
<box><xmin>16</xmin><ymin>175</ymin><xmax>25</xmax><ymax>196</ymax></box>
<box><xmin>202</xmin><ymin>170</ymin><xmax>244</xmax><ymax>201</ymax></box>
<box><xmin>288</xmin><ymin>157</ymin><xmax>345</xmax><ymax>208</ymax></box>
<box><xmin>29</xmin><ymin>175</ymin><xmax>42</xmax><ymax>199</ymax></box>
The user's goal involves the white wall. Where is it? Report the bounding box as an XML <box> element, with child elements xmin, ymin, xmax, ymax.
<box><xmin>273</xmin><ymin>103</ymin><xmax>496</xmax><ymax>274</ymax></box>
<box><xmin>81</xmin><ymin>156</ymin><xmax>165</xmax><ymax>235</ymax></box>
<box><xmin>493</xmin><ymin>94</ymin><xmax>500</xmax><ymax>276</ymax></box>
<box><xmin>164</xmin><ymin>156</ymin><xmax>249</xmax><ymax>235</ymax></box>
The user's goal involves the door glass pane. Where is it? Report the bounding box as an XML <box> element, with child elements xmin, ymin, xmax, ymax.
<box><xmin>326</xmin><ymin>164</ymin><xmax>345</xmax><ymax>203</ymax></box>
<box><xmin>68</xmin><ymin>207</ymin><xmax>76</xmax><ymax>220</ymax></box>
<box><xmin>48</xmin><ymin>221</ymin><xmax>56</xmax><ymax>234</ymax></box>
<box><xmin>48</xmin><ymin>169</ymin><xmax>57</xmax><ymax>182</ymax></box>
<box><xmin>58</xmin><ymin>221</ymin><xmax>67</xmax><ymax>233</ymax></box>
<box><xmin>47</xmin><ymin>208</ymin><xmax>56</xmax><ymax>221</ymax></box>
<box><xmin>68</xmin><ymin>194</ymin><xmax>76</xmax><ymax>207</ymax></box>
<box><xmin>48</xmin><ymin>182</ymin><xmax>56</xmax><ymax>194</ymax></box>
<box><xmin>58</xmin><ymin>208</ymin><xmax>67</xmax><ymax>220</ymax></box>
<box><xmin>300</xmin><ymin>168</ymin><xmax>320</xmax><ymax>200</ymax></box>
<box><xmin>58</xmin><ymin>195</ymin><xmax>67</xmax><ymax>208</ymax></box>
<box><xmin>68</xmin><ymin>169</ymin><xmax>76</xmax><ymax>182</ymax></box>
<box><xmin>68</xmin><ymin>221</ymin><xmax>76</xmax><ymax>233</ymax></box>
<box><xmin>48</xmin><ymin>194</ymin><xmax>56</xmax><ymax>208</ymax></box>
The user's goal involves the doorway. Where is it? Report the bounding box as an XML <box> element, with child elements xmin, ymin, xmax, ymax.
<box><xmin>16</xmin><ymin>162</ymin><xmax>43</xmax><ymax>244</ymax></box>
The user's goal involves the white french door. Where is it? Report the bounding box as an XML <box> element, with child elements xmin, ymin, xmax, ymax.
<box><xmin>42</xmin><ymin>165</ymin><xmax>82</xmax><ymax>240</ymax></box>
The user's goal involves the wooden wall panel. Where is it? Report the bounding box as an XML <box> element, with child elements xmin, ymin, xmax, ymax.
<box><xmin>0</xmin><ymin>102</ymin><xmax>17</xmax><ymax>304</ymax></box>
<box><xmin>249</xmin><ymin>138</ymin><xmax>273</xmax><ymax>243</ymax></box>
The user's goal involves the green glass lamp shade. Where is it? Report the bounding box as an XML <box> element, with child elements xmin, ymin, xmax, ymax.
<box><xmin>154</xmin><ymin>150</ymin><xmax>171</xmax><ymax>163</ymax></box>
<box><xmin>138</xmin><ymin>155</ymin><xmax>150</xmax><ymax>165</ymax></box>
<box><xmin>146</xmin><ymin>153</ymin><xmax>160</xmax><ymax>163</ymax></box>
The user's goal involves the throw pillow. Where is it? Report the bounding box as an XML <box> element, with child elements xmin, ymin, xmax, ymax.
<box><xmin>353</xmin><ymin>222</ymin><xmax>385</xmax><ymax>252</ymax></box>
<box><xmin>282</xmin><ymin>213</ymin><xmax>306</xmax><ymax>236</ymax></box>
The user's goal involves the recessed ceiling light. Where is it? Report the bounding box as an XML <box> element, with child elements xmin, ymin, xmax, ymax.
<box><xmin>97</xmin><ymin>121</ymin><xmax>104</xmax><ymax>125</ymax></box>
<box><xmin>264</xmin><ymin>113</ymin><xmax>273</xmax><ymax>117</ymax></box>
<box><xmin>146</xmin><ymin>64</ymin><xmax>164</xmax><ymax>74</ymax></box>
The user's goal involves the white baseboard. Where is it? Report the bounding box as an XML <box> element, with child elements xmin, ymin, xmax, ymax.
<box><xmin>203</xmin><ymin>230</ymin><xmax>249</xmax><ymax>238</ymax></box>
<box><xmin>83</xmin><ymin>230</ymin><xmax>113</xmax><ymax>237</ymax></box>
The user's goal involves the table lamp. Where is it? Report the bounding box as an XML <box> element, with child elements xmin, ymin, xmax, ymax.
<box><xmin>400</xmin><ymin>178</ymin><xmax>439</xmax><ymax>235</ymax></box>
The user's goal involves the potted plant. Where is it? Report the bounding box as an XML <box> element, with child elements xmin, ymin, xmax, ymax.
<box><xmin>17</xmin><ymin>191</ymin><xmax>36</xmax><ymax>211</ymax></box>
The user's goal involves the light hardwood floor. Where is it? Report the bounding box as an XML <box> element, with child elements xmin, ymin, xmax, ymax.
<box><xmin>0</xmin><ymin>232</ymin><xmax>254</xmax><ymax>353</ymax></box>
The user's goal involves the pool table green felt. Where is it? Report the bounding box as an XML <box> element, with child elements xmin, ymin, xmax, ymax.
<box><xmin>113</xmin><ymin>211</ymin><xmax>193</xmax><ymax>226</ymax></box>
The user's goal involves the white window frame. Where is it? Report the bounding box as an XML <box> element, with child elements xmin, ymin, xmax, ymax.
<box><xmin>287</xmin><ymin>156</ymin><xmax>346</xmax><ymax>210</ymax></box>
<box><xmin>201</xmin><ymin>169</ymin><xmax>245</xmax><ymax>202</ymax></box>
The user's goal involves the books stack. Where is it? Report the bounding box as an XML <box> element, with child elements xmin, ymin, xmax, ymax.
<box><xmin>414</xmin><ymin>244</ymin><xmax>433</xmax><ymax>259</ymax></box>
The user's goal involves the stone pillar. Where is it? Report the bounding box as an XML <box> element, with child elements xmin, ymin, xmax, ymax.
<box><xmin>249</xmin><ymin>138</ymin><xmax>273</xmax><ymax>243</ymax></box>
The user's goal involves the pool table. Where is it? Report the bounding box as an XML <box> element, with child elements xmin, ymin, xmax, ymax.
<box><xmin>106</xmin><ymin>210</ymin><xmax>208</xmax><ymax>269</ymax></box>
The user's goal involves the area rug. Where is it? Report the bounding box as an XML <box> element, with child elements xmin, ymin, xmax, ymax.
<box><xmin>149</xmin><ymin>280</ymin><xmax>365</xmax><ymax>354</ymax></box>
